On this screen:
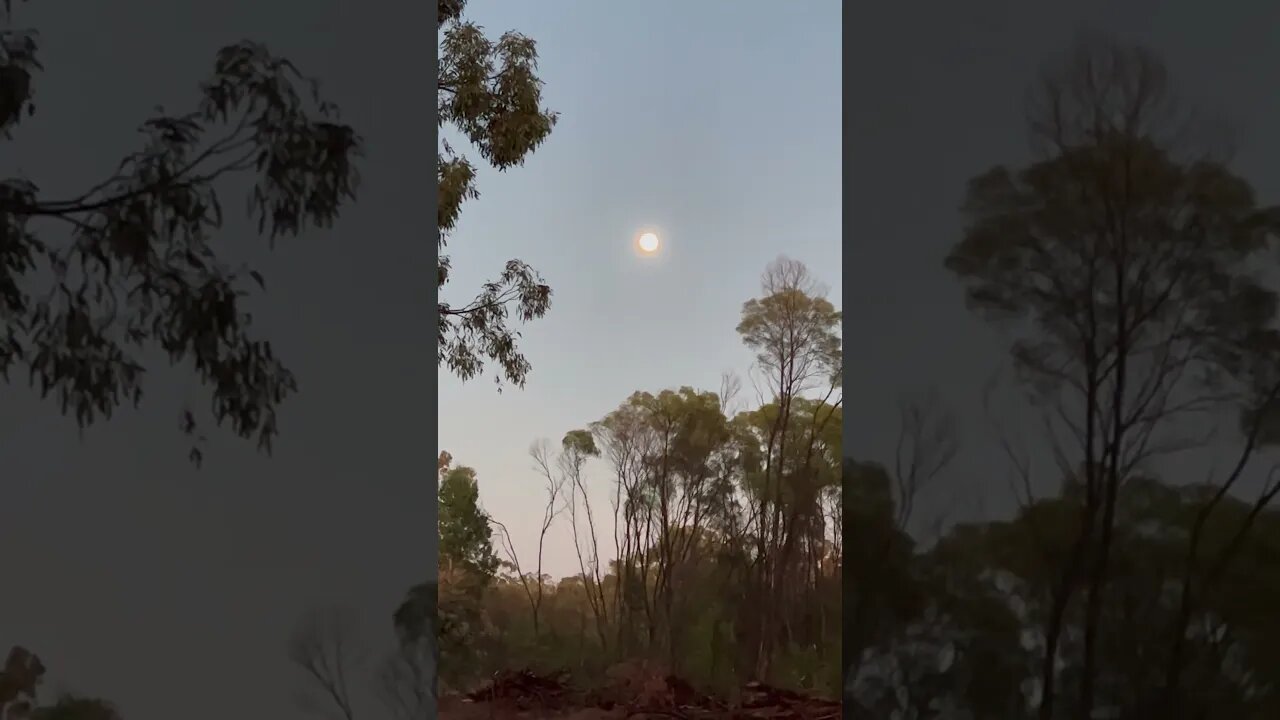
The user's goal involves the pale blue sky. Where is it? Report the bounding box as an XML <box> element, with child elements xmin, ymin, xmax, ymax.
<box><xmin>438</xmin><ymin>0</ymin><xmax>842</xmax><ymax>577</ymax></box>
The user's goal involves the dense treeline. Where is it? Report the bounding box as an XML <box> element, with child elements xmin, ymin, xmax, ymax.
<box><xmin>844</xmin><ymin>465</ymin><xmax>1280</xmax><ymax>718</ymax></box>
<box><xmin>438</xmin><ymin>256</ymin><xmax>844</xmax><ymax>697</ymax></box>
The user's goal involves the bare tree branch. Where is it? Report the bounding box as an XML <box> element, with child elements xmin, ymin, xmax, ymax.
<box><xmin>288</xmin><ymin>607</ymin><xmax>365</xmax><ymax>720</ymax></box>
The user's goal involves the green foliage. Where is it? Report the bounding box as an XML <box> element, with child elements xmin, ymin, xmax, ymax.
<box><xmin>438</xmin><ymin>464</ymin><xmax>500</xmax><ymax>586</ymax></box>
<box><xmin>0</xmin><ymin>2</ymin><xmax>361</xmax><ymax>463</ymax></box>
<box><xmin>561</xmin><ymin>428</ymin><xmax>597</xmax><ymax>458</ymax></box>
<box><xmin>437</xmin><ymin>0</ymin><xmax>557</xmax><ymax>389</ymax></box>
<box><xmin>434</xmin><ymin>456</ymin><xmax>502</xmax><ymax>688</ymax></box>
<box><xmin>736</xmin><ymin>257</ymin><xmax>841</xmax><ymax>389</ymax></box>
<box><xmin>434</xmin><ymin>259</ymin><xmax>843</xmax><ymax>698</ymax></box>
<box><xmin>735</xmin><ymin>398</ymin><xmax>842</xmax><ymax>507</ymax></box>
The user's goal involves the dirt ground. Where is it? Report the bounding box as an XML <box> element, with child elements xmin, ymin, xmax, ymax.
<box><xmin>438</xmin><ymin>663</ymin><xmax>841</xmax><ymax>719</ymax></box>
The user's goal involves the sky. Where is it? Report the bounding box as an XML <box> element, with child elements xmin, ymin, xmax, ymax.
<box><xmin>436</xmin><ymin>0</ymin><xmax>843</xmax><ymax>580</ymax></box>
<box><xmin>4</xmin><ymin>2</ymin><xmax>1277</xmax><ymax>718</ymax></box>
<box><xmin>847</xmin><ymin>0</ymin><xmax>1280</xmax><ymax>530</ymax></box>
<box><xmin>0</xmin><ymin>1</ymin><xmax>431</xmax><ymax>719</ymax></box>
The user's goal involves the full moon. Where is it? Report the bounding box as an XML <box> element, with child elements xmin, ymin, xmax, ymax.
<box><xmin>638</xmin><ymin>232</ymin><xmax>660</xmax><ymax>254</ymax></box>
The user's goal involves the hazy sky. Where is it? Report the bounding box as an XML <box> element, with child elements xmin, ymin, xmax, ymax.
<box><xmin>0</xmin><ymin>2</ymin><xmax>430</xmax><ymax>719</ymax></box>
<box><xmin>5</xmin><ymin>2</ymin><xmax>1277</xmax><ymax>718</ymax></box>
<box><xmin>437</xmin><ymin>0</ymin><xmax>843</xmax><ymax>579</ymax></box>
<box><xmin>847</xmin><ymin>0</ymin><xmax>1280</xmax><ymax>529</ymax></box>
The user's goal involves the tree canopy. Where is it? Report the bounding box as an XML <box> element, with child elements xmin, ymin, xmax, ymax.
<box><xmin>438</xmin><ymin>457</ymin><xmax>501</xmax><ymax>586</ymax></box>
<box><xmin>423</xmin><ymin>257</ymin><xmax>844</xmax><ymax>697</ymax></box>
<box><xmin>437</xmin><ymin>0</ymin><xmax>557</xmax><ymax>389</ymax></box>
<box><xmin>0</xmin><ymin>1</ymin><xmax>361</xmax><ymax>462</ymax></box>
<box><xmin>858</xmin><ymin>33</ymin><xmax>1280</xmax><ymax>719</ymax></box>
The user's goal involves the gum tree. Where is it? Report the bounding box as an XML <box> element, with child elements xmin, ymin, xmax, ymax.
<box><xmin>945</xmin><ymin>34</ymin><xmax>1280</xmax><ymax>718</ymax></box>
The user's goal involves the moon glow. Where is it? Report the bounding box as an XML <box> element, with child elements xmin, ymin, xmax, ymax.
<box><xmin>638</xmin><ymin>232</ymin><xmax>660</xmax><ymax>254</ymax></box>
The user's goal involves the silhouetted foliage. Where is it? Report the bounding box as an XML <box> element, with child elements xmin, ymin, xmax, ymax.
<box><xmin>0</xmin><ymin>647</ymin><xmax>122</xmax><ymax>720</ymax></box>
<box><xmin>437</xmin><ymin>0</ymin><xmax>556</xmax><ymax>389</ymax></box>
<box><xmin>840</xmin><ymin>33</ymin><xmax>1280</xmax><ymax>719</ymax></box>
<box><xmin>845</xmin><ymin>473</ymin><xmax>1280</xmax><ymax>718</ymax></box>
<box><xmin>0</xmin><ymin>2</ymin><xmax>361</xmax><ymax>463</ymax></box>
<box><xmin>0</xmin><ymin>646</ymin><xmax>43</xmax><ymax>720</ymax></box>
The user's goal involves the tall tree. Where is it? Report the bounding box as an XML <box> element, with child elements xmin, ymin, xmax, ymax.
<box><xmin>438</xmin><ymin>461</ymin><xmax>500</xmax><ymax>585</ymax></box>
<box><xmin>512</xmin><ymin>435</ymin><xmax>573</xmax><ymax>641</ymax></box>
<box><xmin>437</xmin><ymin>0</ymin><xmax>557</xmax><ymax>388</ymax></box>
<box><xmin>0</xmin><ymin>1</ymin><xmax>361</xmax><ymax>462</ymax></box>
<box><xmin>945</xmin><ymin>34</ymin><xmax>1280</xmax><ymax>718</ymax></box>
<box><xmin>433</xmin><ymin>457</ymin><xmax>501</xmax><ymax>688</ymax></box>
<box><xmin>735</xmin><ymin>256</ymin><xmax>842</xmax><ymax>680</ymax></box>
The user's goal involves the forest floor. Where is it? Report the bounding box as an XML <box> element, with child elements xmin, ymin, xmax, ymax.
<box><xmin>437</xmin><ymin>663</ymin><xmax>841</xmax><ymax>719</ymax></box>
